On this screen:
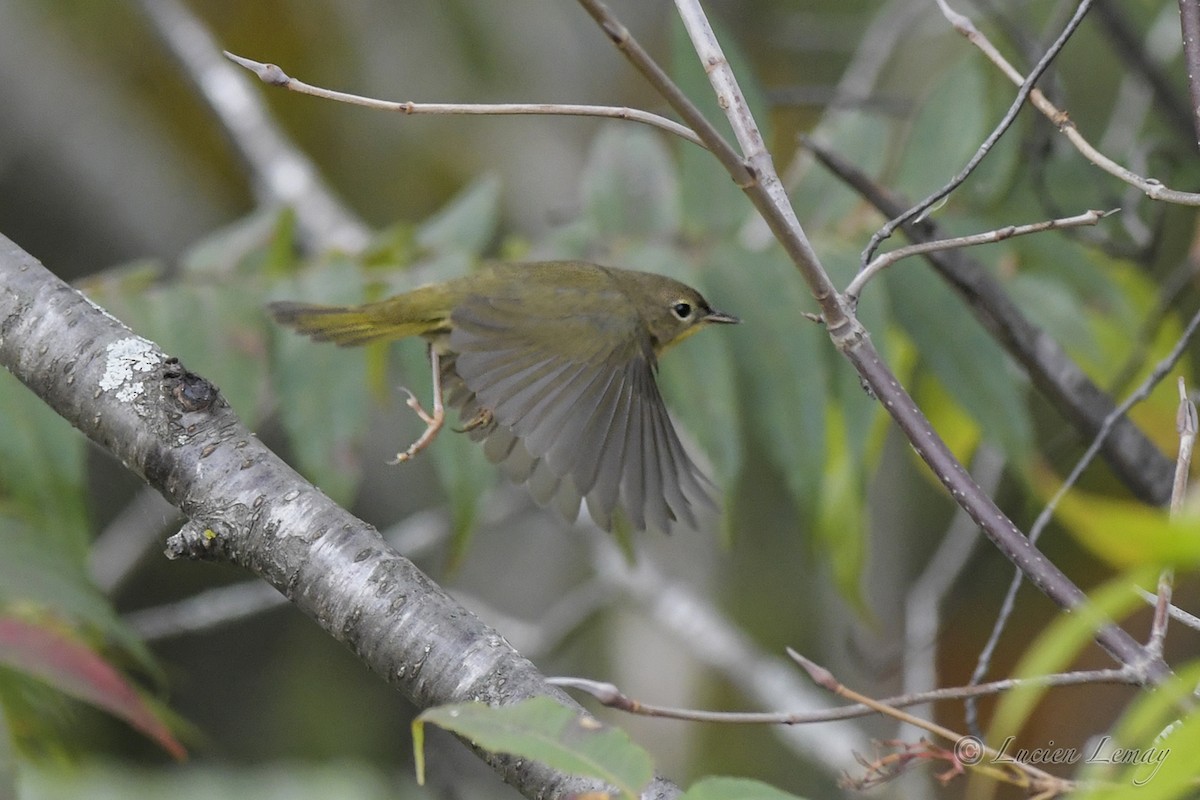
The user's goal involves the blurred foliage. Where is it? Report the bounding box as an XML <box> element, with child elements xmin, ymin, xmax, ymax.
<box><xmin>3</xmin><ymin>0</ymin><xmax>1200</xmax><ymax>798</ymax></box>
<box><xmin>416</xmin><ymin>697</ymin><xmax>810</xmax><ymax>800</ymax></box>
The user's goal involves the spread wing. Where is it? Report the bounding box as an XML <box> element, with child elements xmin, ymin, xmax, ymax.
<box><xmin>446</xmin><ymin>293</ymin><xmax>713</xmax><ymax>532</ymax></box>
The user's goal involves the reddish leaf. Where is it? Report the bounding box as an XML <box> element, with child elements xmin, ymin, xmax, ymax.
<box><xmin>0</xmin><ymin>616</ymin><xmax>185</xmax><ymax>759</ymax></box>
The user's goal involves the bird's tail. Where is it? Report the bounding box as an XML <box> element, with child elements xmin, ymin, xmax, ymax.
<box><xmin>268</xmin><ymin>291</ymin><xmax>448</xmax><ymax>346</ymax></box>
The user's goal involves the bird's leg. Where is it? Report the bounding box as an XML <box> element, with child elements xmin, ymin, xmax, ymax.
<box><xmin>389</xmin><ymin>347</ymin><xmax>445</xmax><ymax>464</ymax></box>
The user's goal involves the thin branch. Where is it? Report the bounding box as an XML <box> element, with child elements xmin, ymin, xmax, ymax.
<box><xmin>903</xmin><ymin>448</ymin><xmax>1003</xmax><ymax>735</ymax></box>
<box><xmin>943</xmin><ymin>0</ymin><xmax>1200</xmax><ymax>206</ymax></box>
<box><xmin>846</xmin><ymin>209</ymin><xmax>1113</xmax><ymax>304</ymax></box>
<box><xmin>804</xmin><ymin>135</ymin><xmax>1174</xmax><ymax>506</ymax></box>
<box><xmin>967</xmin><ymin>307</ymin><xmax>1200</xmax><ymax>731</ymax></box>
<box><xmin>1170</xmin><ymin>378</ymin><xmax>1197</xmax><ymax>518</ymax></box>
<box><xmin>89</xmin><ymin>487</ymin><xmax>179</xmax><ymax>594</ymax></box>
<box><xmin>223</xmin><ymin>51</ymin><xmax>706</xmax><ymax>149</ymax></box>
<box><xmin>575</xmin><ymin>0</ymin><xmax>849</xmax><ymax>333</ymax></box>
<box><xmin>863</xmin><ymin>0</ymin><xmax>1093</xmax><ymax>263</ymax></box>
<box><xmin>578</xmin><ymin>0</ymin><xmax>1168</xmax><ymax>680</ymax></box>
<box><xmin>1137</xmin><ymin>587</ymin><xmax>1200</xmax><ymax>631</ymax></box>
<box><xmin>551</xmin><ymin>664</ymin><xmax>1134</xmax><ymax>727</ymax></box>
<box><xmin>585</xmin><ymin>535</ymin><xmax>866</xmax><ymax>769</ymax></box>
<box><xmin>1091</xmin><ymin>0</ymin><xmax>1193</xmax><ymax>147</ymax></box>
<box><xmin>1148</xmin><ymin>378</ymin><xmax>1197</xmax><ymax>657</ymax></box>
<box><xmin>789</xmin><ymin>651</ymin><xmax>1072</xmax><ymax>794</ymax></box>
<box><xmin>133</xmin><ymin>0</ymin><xmax>371</xmax><ymax>254</ymax></box>
<box><xmin>1177</xmin><ymin>0</ymin><xmax>1200</xmax><ymax>149</ymax></box>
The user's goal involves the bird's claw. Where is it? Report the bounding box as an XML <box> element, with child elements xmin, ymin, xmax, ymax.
<box><xmin>389</xmin><ymin>351</ymin><xmax>446</xmax><ymax>464</ymax></box>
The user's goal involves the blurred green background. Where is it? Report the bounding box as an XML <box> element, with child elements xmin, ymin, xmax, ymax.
<box><xmin>3</xmin><ymin>1</ymin><xmax>1200</xmax><ymax>799</ymax></box>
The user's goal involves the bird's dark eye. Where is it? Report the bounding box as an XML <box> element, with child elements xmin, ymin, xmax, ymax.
<box><xmin>671</xmin><ymin>301</ymin><xmax>692</xmax><ymax>320</ymax></box>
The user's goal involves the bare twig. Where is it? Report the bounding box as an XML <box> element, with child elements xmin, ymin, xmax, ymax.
<box><xmin>1092</xmin><ymin>0</ymin><xmax>1192</xmax><ymax>148</ymax></box>
<box><xmin>223</xmin><ymin>51</ymin><xmax>706</xmax><ymax>149</ymax></box>
<box><xmin>863</xmin><ymin>0</ymin><xmax>1093</xmax><ymax>263</ymax></box>
<box><xmin>1137</xmin><ymin>587</ymin><xmax>1200</xmax><ymax>631</ymax></box>
<box><xmin>585</xmin><ymin>535</ymin><xmax>866</xmax><ymax>768</ymax></box>
<box><xmin>967</xmin><ymin>308</ymin><xmax>1200</xmax><ymax>731</ymax></box>
<box><xmin>132</xmin><ymin>0</ymin><xmax>371</xmax><ymax>254</ymax></box>
<box><xmin>578</xmin><ymin>0</ymin><xmax>1167</xmax><ymax>680</ymax></box>
<box><xmin>943</xmin><ymin>0</ymin><xmax>1200</xmax><ymax>206</ymax></box>
<box><xmin>846</xmin><ymin>209</ymin><xmax>1113</xmax><ymax>305</ymax></box>
<box><xmin>1147</xmin><ymin>378</ymin><xmax>1197</xmax><ymax>657</ymax></box>
<box><xmin>551</xmin><ymin>664</ymin><xmax>1134</xmax><ymax>727</ymax></box>
<box><xmin>789</xmin><ymin>651</ymin><xmax>1073</xmax><ymax>794</ymax></box>
<box><xmin>89</xmin><ymin>487</ymin><xmax>178</xmax><ymax>594</ymax></box>
<box><xmin>903</xmin><ymin>448</ymin><xmax>1003</xmax><ymax>736</ymax></box>
<box><xmin>804</xmin><ymin>136</ymin><xmax>1174</xmax><ymax>505</ymax></box>
<box><xmin>1169</xmin><ymin>378</ymin><xmax>1197</xmax><ymax>518</ymax></box>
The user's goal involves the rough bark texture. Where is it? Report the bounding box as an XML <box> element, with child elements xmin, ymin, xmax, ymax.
<box><xmin>0</xmin><ymin>234</ymin><xmax>680</xmax><ymax>800</ymax></box>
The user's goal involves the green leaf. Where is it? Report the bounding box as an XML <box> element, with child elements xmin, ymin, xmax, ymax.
<box><xmin>884</xmin><ymin>263</ymin><xmax>1032</xmax><ymax>459</ymax></box>
<box><xmin>987</xmin><ymin>572</ymin><xmax>1150</xmax><ymax>745</ymax></box>
<box><xmin>1074</xmin><ymin>661</ymin><xmax>1200</xmax><ymax>800</ymax></box>
<box><xmin>0</xmin><ymin>373</ymin><xmax>88</xmax><ymax>564</ymax></box>
<box><xmin>793</xmin><ymin>116</ymin><xmax>891</xmax><ymax>233</ymax></box>
<box><xmin>177</xmin><ymin>206</ymin><xmax>296</xmax><ymax>279</ymax></box>
<box><xmin>703</xmin><ymin>246</ymin><xmax>827</xmax><ymax>521</ymax></box>
<box><xmin>812</xmin><ymin>408</ymin><xmax>867</xmax><ymax>610</ymax></box>
<box><xmin>894</xmin><ymin>55</ymin><xmax>987</xmax><ymax>200</ymax></box>
<box><xmin>416</xmin><ymin>174</ymin><xmax>501</xmax><ymax>256</ymax></box>
<box><xmin>683</xmin><ymin>776</ymin><xmax>809</xmax><ymax>800</ymax></box>
<box><xmin>1053</xmin><ymin>489</ymin><xmax>1200</xmax><ymax>569</ymax></box>
<box><xmin>269</xmin><ymin>258</ymin><xmax>372</xmax><ymax>504</ymax></box>
<box><xmin>671</xmin><ymin>16</ymin><xmax>768</xmax><ymax>236</ymax></box>
<box><xmin>0</xmin><ymin>516</ymin><xmax>158</xmax><ymax>678</ymax></box>
<box><xmin>414</xmin><ymin>698</ymin><xmax>654</xmax><ymax>799</ymax></box>
<box><xmin>581</xmin><ymin>126</ymin><xmax>681</xmax><ymax>240</ymax></box>
<box><xmin>0</xmin><ymin>617</ymin><xmax>184</xmax><ymax>760</ymax></box>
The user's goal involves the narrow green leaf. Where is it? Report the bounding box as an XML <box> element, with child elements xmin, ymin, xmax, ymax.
<box><xmin>703</xmin><ymin>246</ymin><xmax>827</xmax><ymax>520</ymax></box>
<box><xmin>416</xmin><ymin>174</ymin><xmax>501</xmax><ymax>255</ymax></box>
<box><xmin>1073</xmin><ymin>661</ymin><xmax>1200</xmax><ymax>800</ymax></box>
<box><xmin>415</xmin><ymin>698</ymin><xmax>653</xmax><ymax>799</ymax></box>
<box><xmin>885</xmin><ymin>263</ymin><xmax>1032</xmax><ymax>459</ymax></box>
<box><xmin>683</xmin><ymin>776</ymin><xmax>809</xmax><ymax>800</ymax></box>
<box><xmin>177</xmin><ymin>206</ymin><xmax>294</xmax><ymax>279</ymax></box>
<box><xmin>812</xmin><ymin>408</ymin><xmax>867</xmax><ymax>611</ymax></box>
<box><xmin>0</xmin><ymin>516</ymin><xmax>159</xmax><ymax>680</ymax></box>
<box><xmin>581</xmin><ymin>126</ymin><xmax>681</xmax><ymax>240</ymax></box>
<box><xmin>269</xmin><ymin>258</ymin><xmax>373</xmax><ymax>504</ymax></box>
<box><xmin>1053</xmin><ymin>489</ymin><xmax>1200</xmax><ymax>569</ymax></box>
<box><xmin>986</xmin><ymin>572</ymin><xmax>1150</xmax><ymax>746</ymax></box>
<box><xmin>894</xmin><ymin>55</ymin><xmax>987</xmax><ymax>200</ymax></box>
<box><xmin>0</xmin><ymin>373</ymin><xmax>88</xmax><ymax>564</ymax></box>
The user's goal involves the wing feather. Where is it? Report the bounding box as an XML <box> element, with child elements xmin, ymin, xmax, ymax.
<box><xmin>446</xmin><ymin>290</ymin><xmax>712</xmax><ymax>531</ymax></box>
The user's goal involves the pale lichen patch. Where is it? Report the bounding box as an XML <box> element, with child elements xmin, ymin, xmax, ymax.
<box><xmin>99</xmin><ymin>337</ymin><xmax>159</xmax><ymax>404</ymax></box>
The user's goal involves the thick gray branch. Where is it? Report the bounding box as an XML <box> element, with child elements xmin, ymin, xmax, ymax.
<box><xmin>0</xmin><ymin>234</ymin><xmax>679</xmax><ymax>800</ymax></box>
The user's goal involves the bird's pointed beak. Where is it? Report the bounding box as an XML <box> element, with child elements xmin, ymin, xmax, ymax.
<box><xmin>705</xmin><ymin>309</ymin><xmax>740</xmax><ymax>325</ymax></box>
